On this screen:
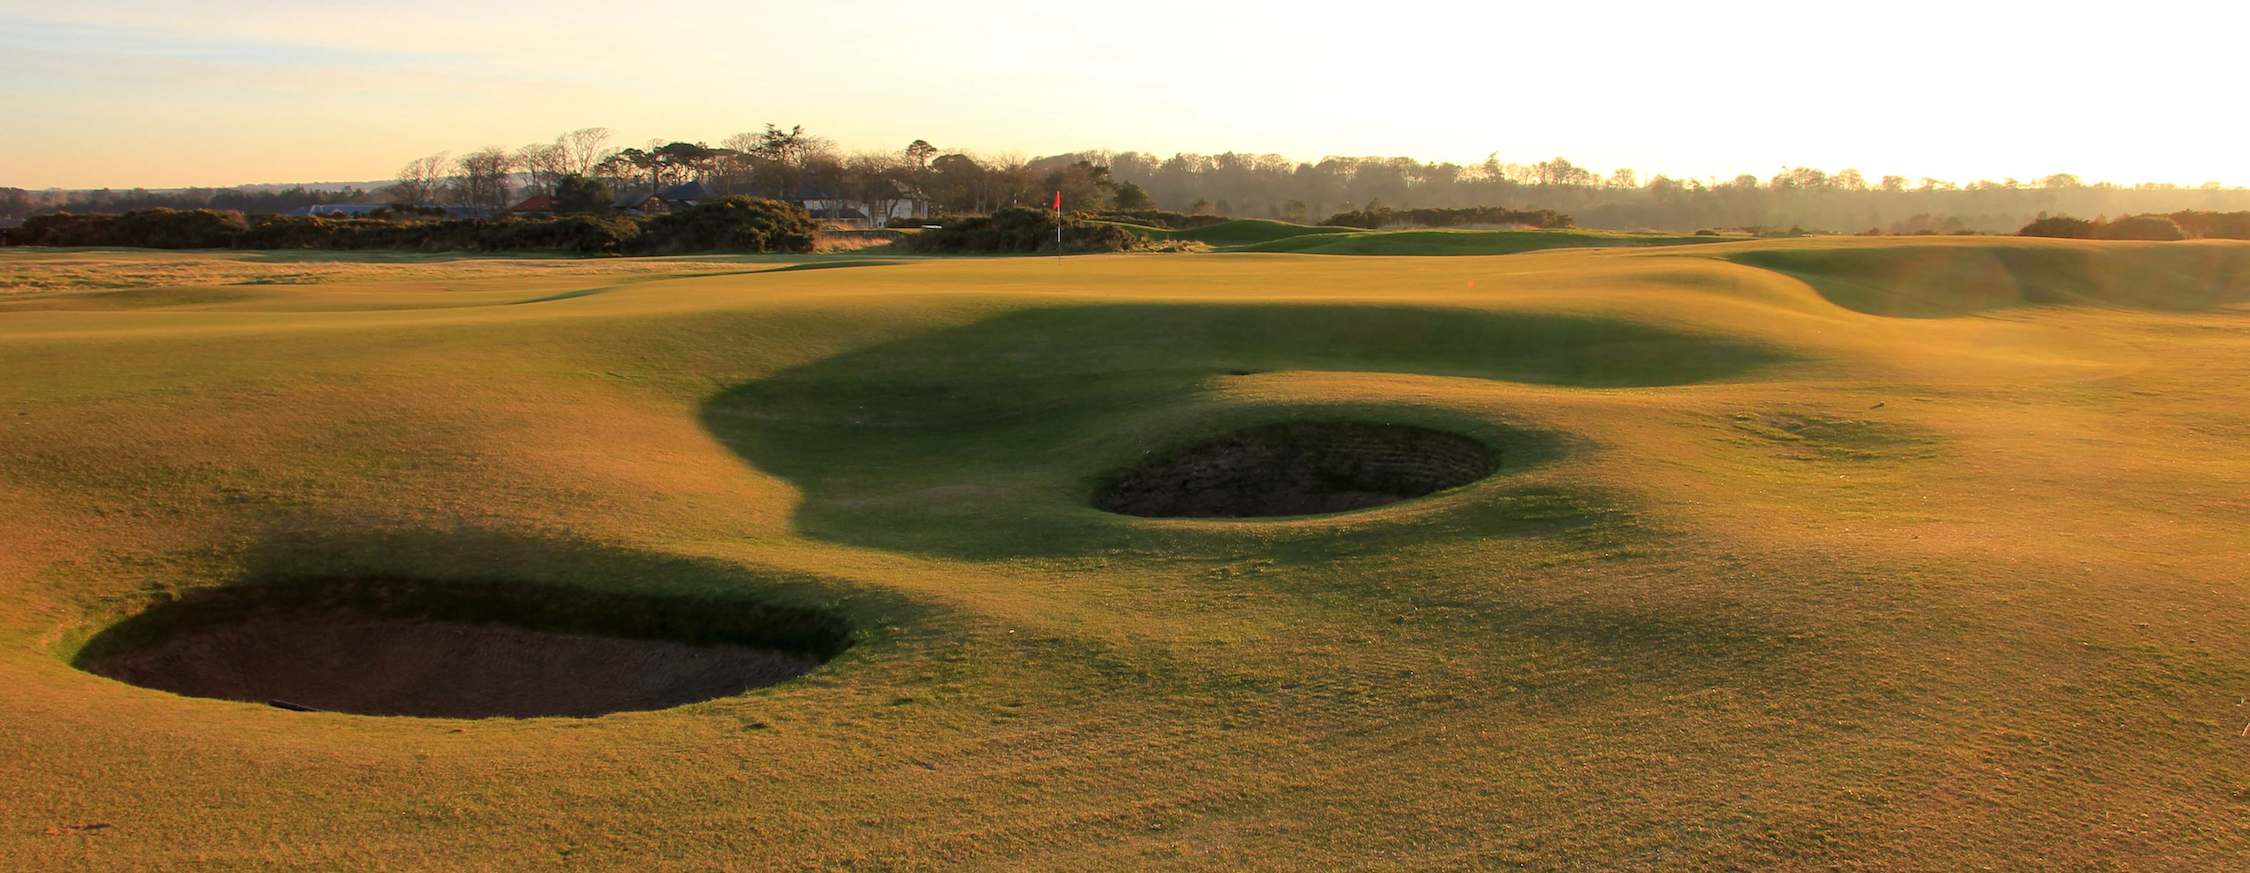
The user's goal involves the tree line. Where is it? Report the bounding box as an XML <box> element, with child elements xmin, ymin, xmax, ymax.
<box><xmin>0</xmin><ymin>185</ymin><xmax>379</xmax><ymax>223</ymax></box>
<box><xmin>378</xmin><ymin>126</ymin><xmax>949</xmax><ymax>220</ymax></box>
<box><xmin>2</xmin><ymin>198</ymin><xmax>819</xmax><ymax>255</ymax></box>
<box><xmin>1073</xmin><ymin>154</ymin><xmax>2250</xmax><ymax>235</ymax></box>
<box><xmin>10</xmin><ymin>125</ymin><xmax>2250</xmax><ymax>234</ymax></box>
<box><xmin>356</xmin><ymin>131</ymin><xmax>2250</xmax><ymax>234</ymax></box>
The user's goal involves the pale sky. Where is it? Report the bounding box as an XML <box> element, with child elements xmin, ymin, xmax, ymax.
<box><xmin>3</xmin><ymin>0</ymin><xmax>2244</xmax><ymax>189</ymax></box>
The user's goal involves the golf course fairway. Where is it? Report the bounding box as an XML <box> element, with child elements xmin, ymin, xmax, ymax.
<box><xmin>4</xmin><ymin>237</ymin><xmax>2248</xmax><ymax>869</ymax></box>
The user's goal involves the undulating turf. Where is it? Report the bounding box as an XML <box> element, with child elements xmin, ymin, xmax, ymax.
<box><xmin>1105</xmin><ymin>219</ymin><xmax>1724</xmax><ymax>256</ymax></box>
<box><xmin>1118</xmin><ymin>218</ymin><xmax>1361</xmax><ymax>247</ymax></box>
<box><xmin>1728</xmin><ymin>238</ymin><xmax>2250</xmax><ymax>316</ymax></box>
<box><xmin>3</xmin><ymin>237</ymin><xmax>2248</xmax><ymax>870</ymax></box>
<box><xmin>1236</xmin><ymin>226</ymin><xmax>1725</xmax><ymax>255</ymax></box>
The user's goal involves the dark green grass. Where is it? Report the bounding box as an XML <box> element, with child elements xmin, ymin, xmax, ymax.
<box><xmin>1096</xmin><ymin>219</ymin><xmax>1354</xmax><ymax>247</ymax></box>
<box><xmin>1728</xmin><ymin>243</ymin><xmax>2250</xmax><ymax>317</ymax></box>
<box><xmin>1239</xmin><ymin>227</ymin><xmax>1724</xmax><ymax>256</ymax></box>
<box><xmin>700</xmin><ymin>303</ymin><xmax>1784</xmax><ymax>558</ymax></box>
<box><xmin>1173</xmin><ymin>219</ymin><xmax>1361</xmax><ymax>246</ymax></box>
<box><xmin>1105</xmin><ymin>220</ymin><xmax>1722</xmax><ymax>256</ymax></box>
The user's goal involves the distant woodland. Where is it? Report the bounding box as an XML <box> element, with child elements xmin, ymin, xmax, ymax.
<box><xmin>8</xmin><ymin>125</ymin><xmax>2250</xmax><ymax>235</ymax></box>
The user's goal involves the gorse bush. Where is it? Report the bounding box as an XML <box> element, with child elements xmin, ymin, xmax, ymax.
<box><xmin>234</xmin><ymin>215</ymin><xmax>476</xmax><ymax>250</ymax></box>
<box><xmin>1321</xmin><ymin>206</ymin><xmax>1573</xmax><ymax>230</ymax></box>
<box><xmin>3</xmin><ymin>198</ymin><xmax>812</xmax><ymax>255</ymax></box>
<box><xmin>638</xmin><ymin>197</ymin><xmax>816</xmax><ymax>254</ymax></box>
<box><xmin>2020</xmin><ymin>212</ymin><xmax>2235</xmax><ymax>241</ymax></box>
<box><xmin>13</xmin><ymin>208</ymin><xmax>248</xmax><ymax>248</ymax></box>
<box><xmin>2155</xmin><ymin>210</ymin><xmax>2250</xmax><ymax>240</ymax></box>
<box><xmin>905</xmin><ymin>207</ymin><xmax>1142</xmax><ymax>253</ymax></box>
<box><xmin>484</xmin><ymin>215</ymin><xmax>644</xmax><ymax>254</ymax></box>
<box><xmin>232</xmin><ymin>215</ymin><xmax>646</xmax><ymax>253</ymax></box>
<box><xmin>10</xmin><ymin>212</ymin><xmax>111</xmax><ymax>246</ymax></box>
<box><xmin>2018</xmin><ymin>215</ymin><xmax>2095</xmax><ymax>239</ymax></box>
<box><xmin>2099</xmin><ymin>215</ymin><xmax>2187</xmax><ymax>241</ymax></box>
<box><xmin>109</xmin><ymin>208</ymin><xmax>250</xmax><ymax>248</ymax></box>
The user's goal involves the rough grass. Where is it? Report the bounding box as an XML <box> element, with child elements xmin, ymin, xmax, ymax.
<box><xmin>0</xmin><ymin>248</ymin><xmax>848</xmax><ymax>294</ymax></box>
<box><xmin>4</xmin><ymin>238</ymin><xmax>2249</xmax><ymax>870</ymax></box>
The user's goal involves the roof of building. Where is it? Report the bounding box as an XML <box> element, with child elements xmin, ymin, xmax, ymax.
<box><xmin>659</xmin><ymin>181</ymin><xmax>710</xmax><ymax>202</ymax></box>
<box><xmin>508</xmin><ymin>194</ymin><xmax>556</xmax><ymax>213</ymax></box>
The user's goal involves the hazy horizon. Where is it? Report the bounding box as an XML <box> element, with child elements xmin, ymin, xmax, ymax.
<box><xmin>6</xmin><ymin>1</ymin><xmax>2247</xmax><ymax>190</ymax></box>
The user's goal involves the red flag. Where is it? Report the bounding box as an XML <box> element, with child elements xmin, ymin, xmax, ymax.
<box><xmin>1052</xmin><ymin>191</ymin><xmax>1062</xmax><ymax>211</ymax></box>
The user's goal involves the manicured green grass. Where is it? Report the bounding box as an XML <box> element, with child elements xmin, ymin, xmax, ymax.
<box><xmin>1729</xmin><ymin>238</ymin><xmax>2250</xmax><ymax>316</ymax></box>
<box><xmin>1106</xmin><ymin>219</ymin><xmax>1724</xmax><ymax>256</ymax></box>
<box><xmin>706</xmin><ymin>303</ymin><xmax>1780</xmax><ymax>559</ymax></box>
<box><xmin>1096</xmin><ymin>217</ymin><xmax>1359</xmax><ymax>247</ymax></box>
<box><xmin>1172</xmin><ymin>218</ymin><xmax>1361</xmax><ymax>246</ymax></box>
<box><xmin>1237</xmin><ymin>226</ymin><xmax>1726</xmax><ymax>255</ymax></box>
<box><xmin>4</xmin><ymin>239</ymin><xmax>2249</xmax><ymax>870</ymax></box>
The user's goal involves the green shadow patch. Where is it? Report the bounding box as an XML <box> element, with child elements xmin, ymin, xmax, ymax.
<box><xmin>1728</xmin><ymin>244</ymin><xmax>2250</xmax><ymax>318</ymax></box>
<box><xmin>701</xmin><ymin>303</ymin><xmax>1777</xmax><ymax>558</ymax></box>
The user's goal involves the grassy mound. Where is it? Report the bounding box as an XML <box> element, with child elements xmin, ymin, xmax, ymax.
<box><xmin>10</xmin><ymin>241</ymin><xmax>2250</xmax><ymax>869</ymax></box>
<box><xmin>702</xmin><ymin>303</ymin><xmax>1775</xmax><ymax>557</ymax></box>
<box><xmin>1727</xmin><ymin>240</ymin><xmax>2250</xmax><ymax>317</ymax></box>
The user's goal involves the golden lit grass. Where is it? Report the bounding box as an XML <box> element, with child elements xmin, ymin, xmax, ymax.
<box><xmin>0</xmin><ymin>247</ymin><xmax>840</xmax><ymax>294</ymax></box>
<box><xmin>2</xmin><ymin>238</ymin><xmax>2247</xmax><ymax>870</ymax></box>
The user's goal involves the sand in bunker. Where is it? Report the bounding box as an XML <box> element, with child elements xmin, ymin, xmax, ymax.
<box><xmin>1097</xmin><ymin>421</ymin><xmax>1496</xmax><ymax>518</ymax></box>
<box><xmin>85</xmin><ymin>612</ymin><xmax>819</xmax><ymax>718</ymax></box>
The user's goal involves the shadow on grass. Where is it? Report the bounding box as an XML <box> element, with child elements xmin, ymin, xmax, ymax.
<box><xmin>1728</xmin><ymin>243</ymin><xmax>2250</xmax><ymax>318</ymax></box>
<box><xmin>700</xmin><ymin>302</ymin><xmax>1783</xmax><ymax>560</ymax></box>
<box><xmin>506</xmin><ymin>259</ymin><xmax>907</xmax><ymax>306</ymax></box>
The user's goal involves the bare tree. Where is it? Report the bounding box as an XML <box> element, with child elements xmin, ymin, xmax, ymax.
<box><xmin>805</xmin><ymin>152</ymin><xmax>847</xmax><ymax>219</ymax></box>
<box><xmin>557</xmin><ymin>127</ymin><xmax>614</xmax><ymax>177</ymax></box>
<box><xmin>593</xmin><ymin>151</ymin><xmax>637</xmax><ymax>198</ymax></box>
<box><xmin>713</xmin><ymin>132</ymin><xmax>764</xmax><ymax>195</ymax></box>
<box><xmin>988</xmin><ymin>153</ymin><xmax>1034</xmax><ymax>208</ymax></box>
<box><xmin>452</xmin><ymin>147</ymin><xmax>517</xmax><ymax>213</ymax></box>
<box><xmin>391</xmin><ymin>152</ymin><xmax>450</xmax><ymax>207</ymax></box>
<box><xmin>845</xmin><ymin>152</ymin><xmax>908</xmax><ymax>226</ymax></box>
<box><xmin>515</xmin><ymin>143</ymin><xmax>567</xmax><ymax>196</ymax></box>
